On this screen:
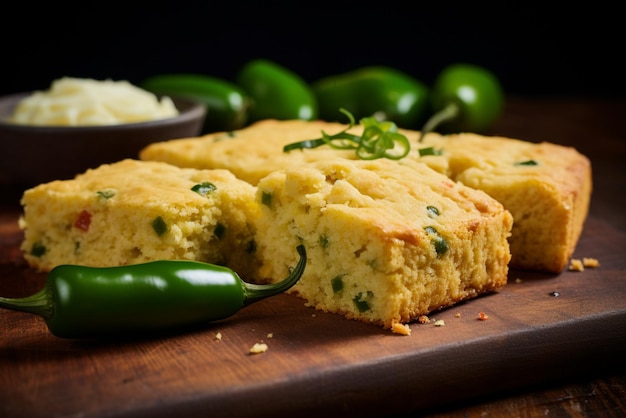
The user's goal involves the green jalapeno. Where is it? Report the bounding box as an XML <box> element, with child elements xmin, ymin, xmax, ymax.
<box><xmin>0</xmin><ymin>245</ymin><xmax>306</xmax><ymax>339</ymax></box>
<box><xmin>419</xmin><ymin>63</ymin><xmax>504</xmax><ymax>141</ymax></box>
<box><xmin>141</xmin><ymin>73</ymin><xmax>251</xmax><ymax>133</ymax></box>
<box><xmin>312</xmin><ymin>66</ymin><xmax>430</xmax><ymax>129</ymax></box>
<box><xmin>236</xmin><ymin>59</ymin><xmax>318</xmax><ymax>122</ymax></box>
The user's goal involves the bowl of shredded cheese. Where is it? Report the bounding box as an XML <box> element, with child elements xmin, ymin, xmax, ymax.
<box><xmin>0</xmin><ymin>77</ymin><xmax>206</xmax><ymax>188</ymax></box>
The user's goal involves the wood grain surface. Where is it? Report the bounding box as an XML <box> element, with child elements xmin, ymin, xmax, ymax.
<box><xmin>1</xmin><ymin>97</ymin><xmax>625</xmax><ymax>418</ymax></box>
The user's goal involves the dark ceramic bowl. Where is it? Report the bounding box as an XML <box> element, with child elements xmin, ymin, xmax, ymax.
<box><xmin>0</xmin><ymin>92</ymin><xmax>206</xmax><ymax>189</ymax></box>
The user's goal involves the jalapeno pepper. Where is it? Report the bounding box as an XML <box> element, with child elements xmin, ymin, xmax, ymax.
<box><xmin>141</xmin><ymin>73</ymin><xmax>251</xmax><ymax>133</ymax></box>
<box><xmin>236</xmin><ymin>59</ymin><xmax>318</xmax><ymax>122</ymax></box>
<box><xmin>419</xmin><ymin>63</ymin><xmax>504</xmax><ymax>141</ymax></box>
<box><xmin>0</xmin><ymin>245</ymin><xmax>306</xmax><ymax>339</ymax></box>
<box><xmin>312</xmin><ymin>66</ymin><xmax>430</xmax><ymax>129</ymax></box>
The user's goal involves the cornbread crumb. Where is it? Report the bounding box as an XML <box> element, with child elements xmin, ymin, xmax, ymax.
<box><xmin>569</xmin><ymin>259</ymin><xmax>584</xmax><ymax>271</ymax></box>
<box><xmin>455</xmin><ymin>313</ymin><xmax>461</xmax><ymax>318</ymax></box>
<box><xmin>249</xmin><ymin>342</ymin><xmax>269</xmax><ymax>354</ymax></box>
<box><xmin>478</xmin><ymin>312</ymin><xmax>489</xmax><ymax>321</ymax></box>
<box><xmin>515</xmin><ymin>278</ymin><xmax>523</xmax><ymax>283</ymax></box>
<box><xmin>215</xmin><ymin>332</ymin><xmax>222</xmax><ymax>341</ymax></box>
<box><xmin>391</xmin><ymin>323</ymin><xmax>411</xmax><ymax>336</ymax></box>
<box><xmin>434</xmin><ymin>319</ymin><xmax>445</xmax><ymax>327</ymax></box>
<box><xmin>266</xmin><ymin>333</ymin><xmax>273</xmax><ymax>339</ymax></box>
<box><xmin>418</xmin><ymin>315</ymin><xmax>430</xmax><ymax>324</ymax></box>
<box><xmin>583</xmin><ymin>257</ymin><xmax>600</xmax><ymax>268</ymax></box>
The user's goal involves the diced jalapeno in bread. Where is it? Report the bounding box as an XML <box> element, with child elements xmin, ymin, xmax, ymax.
<box><xmin>191</xmin><ymin>182</ymin><xmax>217</xmax><ymax>196</ymax></box>
<box><xmin>151</xmin><ymin>216</ymin><xmax>167</xmax><ymax>236</ymax></box>
<box><xmin>425</xmin><ymin>226</ymin><xmax>448</xmax><ymax>256</ymax></box>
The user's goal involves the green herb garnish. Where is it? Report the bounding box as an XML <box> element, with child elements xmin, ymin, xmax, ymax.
<box><xmin>283</xmin><ymin>109</ymin><xmax>410</xmax><ymax>160</ymax></box>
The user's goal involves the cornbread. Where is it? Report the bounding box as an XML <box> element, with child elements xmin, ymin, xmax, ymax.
<box><xmin>19</xmin><ymin>159</ymin><xmax>261</xmax><ymax>279</ymax></box>
<box><xmin>254</xmin><ymin>158</ymin><xmax>513</xmax><ymax>330</ymax></box>
<box><xmin>140</xmin><ymin>119</ymin><xmax>592</xmax><ymax>272</ymax></box>
<box><xmin>419</xmin><ymin>132</ymin><xmax>592</xmax><ymax>273</ymax></box>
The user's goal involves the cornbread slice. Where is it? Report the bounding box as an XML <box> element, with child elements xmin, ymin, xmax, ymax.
<box><xmin>19</xmin><ymin>159</ymin><xmax>261</xmax><ymax>279</ymax></box>
<box><xmin>254</xmin><ymin>158</ymin><xmax>513</xmax><ymax>330</ymax></box>
<box><xmin>140</xmin><ymin>119</ymin><xmax>591</xmax><ymax>272</ymax></box>
<box><xmin>419</xmin><ymin>133</ymin><xmax>592</xmax><ymax>273</ymax></box>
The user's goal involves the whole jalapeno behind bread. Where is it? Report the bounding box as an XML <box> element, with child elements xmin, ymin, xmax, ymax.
<box><xmin>0</xmin><ymin>245</ymin><xmax>306</xmax><ymax>339</ymax></box>
<box><xmin>419</xmin><ymin>63</ymin><xmax>504</xmax><ymax>141</ymax></box>
<box><xmin>236</xmin><ymin>59</ymin><xmax>318</xmax><ymax>122</ymax></box>
<box><xmin>141</xmin><ymin>73</ymin><xmax>251</xmax><ymax>133</ymax></box>
<box><xmin>312</xmin><ymin>66</ymin><xmax>430</xmax><ymax>129</ymax></box>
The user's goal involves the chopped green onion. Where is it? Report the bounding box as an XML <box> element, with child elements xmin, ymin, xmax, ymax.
<box><xmin>283</xmin><ymin>108</ymin><xmax>411</xmax><ymax>160</ymax></box>
<box><xmin>418</xmin><ymin>147</ymin><xmax>443</xmax><ymax>157</ymax></box>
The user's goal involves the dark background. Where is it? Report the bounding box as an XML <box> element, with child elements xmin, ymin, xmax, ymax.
<box><xmin>0</xmin><ymin>3</ymin><xmax>622</xmax><ymax>99</ymax></box>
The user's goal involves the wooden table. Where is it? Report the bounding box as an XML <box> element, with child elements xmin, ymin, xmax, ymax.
<box><xmin>1</xmin><ymin>97</ymin><xmax>625</xmax><ymax>418</ymax></box>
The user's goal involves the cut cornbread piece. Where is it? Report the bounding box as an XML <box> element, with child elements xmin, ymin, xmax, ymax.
<box><xmin>140</xmin><ymin>119</ymin><xmax>591</xmax><ymax>273</ymax></box>
<box><xmin>254</xmin><ymin>158</ymin><xmax>513</xmax><ymax>330</ymax></box>
<box><xmin>419</xmin><ymin>132</ymin><xmax>592</xmax><ymax>273</ymax></box>
<box><xmin>19</xmin><ymin>159</ymin><xmax>261</xmax><ymax>279</ymax></box>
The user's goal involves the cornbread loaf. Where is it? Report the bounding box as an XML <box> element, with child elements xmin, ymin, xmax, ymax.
<box><xmin>254</xmin><ymin>158</ymin><xmax>513</xmax><ymax>331</ymax></box>
<box><xmin>19</xmin><ymin>159</ymin><xmax>261</xmax><ymax>279</ymax></box>
<box><xmin>140</xmin><ymin>119</ymin><xmax>592</xmax><ymax>272</ymax></box>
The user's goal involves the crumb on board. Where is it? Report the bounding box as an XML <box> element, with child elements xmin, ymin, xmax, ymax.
<box><xmin>455</xmin><ymin>313</ymin><xmax>461</xmax><ymax>318</ymax></box>
<box><xmin>583</xmin><ymin>257</ymin><xmax>600</xmax><ymax>268</ymax></box>
<box><xmin>266</xmin><ymin>333</ymin><xmax>273</xmax><ymax>339</ymax></box>
<box><xmin>569</xmin><ymin>257</ymin><xmax>600</xmax><ymax>272</ymax></box>
<box><xmin>249</xmin><ymin>342</ymin><xmax>268</xmax><ymax>354</ymax></box>
<box><xmin>515</xmin><ymin>278</ymin><xmax>523</xmax><ymax>283</ymax></box>
<box><xmin>215</xmin><ymin>332</ymin><xmax>222</xmax><ymax>341</ymax></box>
<box><xmin>418</xmin><ymin>315</ymin><xmax>430</xmax><ymax>324</ymax></box>
<box><xmin>434</xmin><ymin>319</ymin><xmax>445</xmax><ymax>327</ymax></box>
<box><xmin>569</xmin><ymin>259</ymin><xmax>584</xmax><ymax>271</ymax></box>
<box><xmin>391</xmin><ymin>322</ymin><xmax>411</xmax><ymax>335</ymax></box>
<box><xmin>478</xmin><ymin>312</ymin><xmax>489</xmax><ymax>321</ymax></box>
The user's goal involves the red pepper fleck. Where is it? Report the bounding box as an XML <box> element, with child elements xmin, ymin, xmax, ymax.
<box><xmin>478</xmin><ymin>312</ymin><xmax>489</xmax><ymax>321</ymax></box>
<box><xmin>74</xmin><ymin>210</ymin><xmax>92</xmax><ymax>232</ymax></box>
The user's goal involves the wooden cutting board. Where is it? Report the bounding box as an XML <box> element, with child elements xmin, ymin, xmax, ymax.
<box><xmin>1</xmin><ymin>98</ymin><xmax>625</xmax><ymax>418</ymax></box>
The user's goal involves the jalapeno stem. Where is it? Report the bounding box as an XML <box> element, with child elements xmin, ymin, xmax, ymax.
<box><xmin>0</xmin><ymin>284</ymin><xmax>54</xmax><ymax>319</ymax></box>
<box><xmin>243</xmin><ymin>244</ymin><xmax>307</xmax><ymax>305</ymax></box>
<box><xmin>418</xmin><ymin>101</ymin><xmax>461</xmax><ymax>142</ymax></box>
